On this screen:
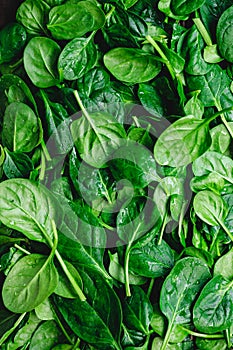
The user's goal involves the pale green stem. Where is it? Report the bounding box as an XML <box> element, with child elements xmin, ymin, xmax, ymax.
<box><xmin>193</xmin><ymin>18</ymin><xmax>213</xmax><ymax>46</ymax></box>
<box><xmin>180</xmin><ymin>325</ymin><xmax>224</xmax><ymax>339</ymax></box>
<box><xmin>146</xmin><ymin>35</ymin><xmax>176</xmax><ymax>80</ymax></box>
<box><xmin>41</xmin><ymin>139</ymin><xmax>51</xmax><ymax>162</ymax></box>
<box><xmin>14</xmin><ymin>243</ymin><xmax>30</xmax><ymax>255</ymax></box>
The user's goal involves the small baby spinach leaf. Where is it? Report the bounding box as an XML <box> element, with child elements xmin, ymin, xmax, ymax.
<box><xmin>193</xmin><ymin>275</ymin><xmax>233</xmax><ymax>333</ymax></box>
<box><xmin>109</xmin><ymin>142</ymin><xmax>160</xmax><ymax>189</ymax></box>
<box><xmin>129</xmin><ymin>239</ymin><xmax>175</xmax><ymax>278</ymax></box>
<box><xmin>2</xmin><ymin>102</ymin><xmax>42</xmax><ymax>153</ymax></box>
<box><xmin>0</xmin><ymin>23</ymin><xmax>27</xmax><ymax>64</ymax></box>
<box><xmin>109</xmin><ymin>252</ymin><xmax>147</xmax><ymax>285</ymax></box>
<box><xmin>214</xmin><ymin>250</ymin><xmax>233</xmax><ymax>280</ymax></box>
<box><xmin>210</xmin><ymin>123</ymin><xmax>232</xmax><ymax>153</ymax></box>
<box><xmin>55</xmin><ymin>267</ymin><xmax>122</xmax><ymax>350</ymax></box>
<box><xmin>196</xmin><ymin>338</ymin><xmax>227</xmax><ymax>350</ymax></box>
<box><xmin>192</xmin><ymin>151</ymin><xmax>233</xmax><ymax>184</ymax></box>
<box><xmin>35</xmin><ymin>298</ymin><xmax>55</xmax><ymax>321</ymax></box>
<box><xmin>2</xmin><ymin>254</ymin><xmax>58</xmax><ymax>313</ymax></box>
<box><xmin>193</xmin><ymin>190</ymin><xmax>228</xmax><ymax>227</ymax></box>
<box><xmin>171</xmin><ymin>0</ymin><xmax>206</xmax><ymax>16</ymax></box>
<box><xmin>7</xmin><ymin>311</ymin><xmax>41</xmax><ymax>350</ymax></box>
<box><xmin>0</xmin><ymin>179</ymin><xmax>61</xmax><ymax>242</ymax></box>
<box><xmin>123</xmin><ymin>286</ymin><xmax>153</xmax><ymax>335</ymax></box>
<box><xmin>154</xmin><ymin>115</ymin><xmax>212</xmax><ymax>167</ymax></box>
<box><xmin>29</xmin><ymin>320</ymin><xmax>62</xmax><ymax>350</ymax></box>
<box><xmin>24</xmin><ymin>37</ymin><xmax>61</xmax><ymax>88</ymax></box>
<box><xmin>54</xmin><ymin>260</ymin><xmax>83</xmax><ymax>299</ymax></box>
<box><xmin>104</xmin><ymin>47</ymin><xmax>162</xmax><ymax>83</ymax></box>
<box><xmin>160</xmin><ymin>257</ymin><xmax>211</xmax><ymax>349</ymax></box>
<box><xmin>16</xmin><ymin>0</ymin><xmax>50</xmax><ymax>35</ymax></box>
<box><xmin>47</xmin><ymin>1</ymin><xmax>105</xmax><ymax>40</ymax></box>
<box><xmin>3</xmin><ymin>149</ymin><xmax>34</xmax><ymax>179</ymax></box>
<box><xmin>58</xmin><ymin>36</ymin><xmax>97</xmax><ymax>81</ymax></box>
<box><xmin>71</xmin><ymin>109</ymin><xmax>127</xmax><ymax>168</ymax></box>
<box><xmin>217</xmin><ymin>5</ymin><xmax>233</xmax><ymax>63</ymax></box>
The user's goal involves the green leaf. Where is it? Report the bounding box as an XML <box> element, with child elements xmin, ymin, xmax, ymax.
<box><xmin>54</xmin><ymin>260</ymin><xmax>83</xmax><ymax>299</ymax></box>
<box><xmin>55</xmin><ymin>267</ymin><xmax>122</xmax><ymax>350</ymax></box>
<box><xmin>171</xmin><ymin>0</ymin><xmax>205</xmax><ymax>16</ymax></box>
<box><xmin>214</xmin><ymin>250</ymin><xmax>233</xmax><ymax>280</ymax></box>
<box><xmin>109</xmin><ymin>142</ymin><xmax>160</xmax><ymax>189</ymax></box>
<box><xmin>160</xmin><ymin>257</ymin><xmax>210</xmax><ymax>347</ymax></box>
<box><xmin>16</xmin><ymin>0</ymin><xmax>50</xmax><ymax>35</ymax></box>
<box><xmin>2</xmin><ymin>102</ymin><xmax>42</xmax><ymax>153</ymax></box>
<box><xmin>210</xmin><ymin>124</ymin><xmax>232</xmax><ymax>153</ymax></box>
<box><xmin>154</xmin><ymin>116</ymin><xmax>212</xmax><ymax>167</ymax></box>
<box><xmin>104</xmin><ymin>47</ymin><xmax>161</xmax><ymax>83</ymax></box>
<box><xmin>58</xmin><ymin>36</ymin><xmax>97</xmax><ymax>81</ymax></box>
<box><xmin>3</xmin><ymin>149</ymin><xmax>34</xmax><ymax>179</ymax></box>
<box><xmin>108</xmin><ymin>252</ymin><xmax>147</xmax><ymax>285</ymax></box>
<box><xmin>2</xmin><ymin>254</ymin><xmax>58</xmax><ymax>313</ymax></box>
<box><xmin>193</xmin><ymin>275</ymin><xmax>233</xmax><ymax>333</ymax></box>
<box><xmin>24</xmin><ymin>37</ymin><xmax>61</xmax><ymax>88</ymax></box>
<box><xmin>29</xmin><ymin>320</ymin><xmax>62</xmax><ymax>350</ymax></box>
<box><xmin>217</xmin><ymin>5</ymin><xmax>233</xmax><ymax>63</ymax></box>
<box><xmin>7</xmin><ymin>312</ymin><xmax>41</xmax><ymax>350</ymax></box>
<box><xmin>0</xmin><ymin>179</ymin><xmax>60</xmax><ymax>242</ymax></box>
<box><xmin>47</xmin><ymin>1</ymin><xmax>105</xmax><ymax>40</ymax></box>
<box><xmin>71</xmin><ymin>111</ymin><xmax>127</xmax><ymax>168</ymax></box>
<box><xmin>123</xmin><ymin>286</ymin><xmax>153</xmax><ymax>334</ymax></box>
<box><xmin>193</xmin><ymin>190</ymin><xmax>228</xmax><ymax>227</ymax></box>
<box><xmin>192</xmin><ymin>151</ymin><xmax>233</xmax><ymax>184</ymax></box>
<box><xmin>129</xmin><ymin>239</ymin><xmax>174</xmax><ymax>278</ymax></box>
<box><xmin>0</xmin><ymin>23</ymin><xmax>27</xmax><ymax>64</ymax></box>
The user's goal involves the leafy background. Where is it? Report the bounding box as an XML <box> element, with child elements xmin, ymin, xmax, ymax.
<box><xmin>0</xmin><ymin>0</ymin><xmax>233</xmax><ymax>349</ymax></box>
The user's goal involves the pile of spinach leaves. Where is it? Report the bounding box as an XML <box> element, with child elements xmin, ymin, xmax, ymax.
<box><xmin>0</xmin><ymin>0</ymin><xmax>233</xmax><ymax>349</ymax></box>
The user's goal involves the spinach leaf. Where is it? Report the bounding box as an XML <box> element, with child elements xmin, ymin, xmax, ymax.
<box><xmin>104</xmin><ymin>48</ymin><xmax>162</xmax><ymax>83</ymax></box>
<box><xmin>171</xmin><ymin>0</ymin><xmax>205</xmax><ymax>16</ymax></box>
<box><xmin>55</xmin><ymin>267</ymin><xmax>122</xmax><ymax>350</ymax></box>
<box><xmin>0</xmin><ymin>179</ymin><xmax>60</xmax><ymax>242</ymax></box>
<box><xmin>16</xmin><ymin>0</ymin><xmax>50</xmax><ymax>35</ymax></box>
<box><xmin>193</xmin><ymin>190</ymin><xmax>229</xmax><ymax>231</ymax></box>
<box><xmin>29</xmin><ymin>320</ymin><xmax>62</xmax><ymax>350</ymax></box>
<box><xmin>47</xmin><ymin>1</ymin><xmax>105</xmax><ymax>40</ymax></box>
<box><xmin>192</xmin><ymin>151</ymin><xmax>233</xmax><ymax>184</ymax></box>
<box><xmin>3</xmin><ymin>149</ymin><xmax>34</xmax><ymax>179</ymax></box>
<box><xmin>154</xmin><ymin>115</ymin><xmax>213</xmax><ymax>167</ymax></box>
<box><xmin>71</xmin><ymin>109</ymin><xmax>127</xmax><ymax>168</ymax></box>
<box><xmin>123</xmin><ymin>286</ymin><xmax>153</xmax><ymax>335</ymax></box>
<box><xmin>2</xmin><ymin>102</ymin><xmax>42</xmax><ymax>152</ymax></box>
<box><xmin>24</xmin><ymin>37</ymin><xmax>61</xmax><ymax>88</ymax></box>
<box><xmin>58</xmin><ymin>36</ymin><xmax>97</xmax><ymax>81</ymax></box>
<box><xmin>159</xmin><ymin>257</ymin><xmax>211</xmax><ymax>349</ymax></box>
<box><xmin>129</xmin><ymin>239</ymin><xmax>175</xmax><ymax>278</ymax></box>
<box><xmin>2</xmin><ymin>254</ymin><xmax>58</xmax><ymax>313</ymax></box>
<box><xmin>109</xmin><ymin>142</ymin><xmax>160</xmax><ymax>189</ymax></box>
<box><xmin>214</xmin><ymin>250</ymin><xmax>233</xmax><ymax>280</ymax></box>
<box><xmin>6</xmin><ymin>312</ymin><xmax>41</xmax><ymax>350</ymax></box>
<box><xmin>193</xmin><ymin>275</ymin><xmax>233</xmax><ymax>333</ymax></box>
<box><xmin>0</xmin><ymin>23</ymin><xmax>27</xmax><ymax>64</ymax></box>
<box><xmin>216</xmin><ymin>5</ymin><xmax>233</xmax><ymax>63</ymax></box>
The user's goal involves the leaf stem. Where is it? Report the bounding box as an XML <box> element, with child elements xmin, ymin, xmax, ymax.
<box><xmin>193</xmin><ymin>18</ymin><xmax>212</xmax><ymax>46</ymax></box>
<box><xmin>55</xmin><ymin>249</ymin><xmax>86</xmax><ymax>301</ymax></box>
<box><xmin>14</xmin><ymin>243</ymin><xmax>30</xmax><ymax>255</ymax></box>
<box><xmin>41</xmin><ymin>139</ymin><xmax>51</xmax><ymax>162</ymax></box>
<box><xmin>146</xmin><ymin>35</ymin><xmax>176</xmax><ymax>80</ymax></box>
<box><xmin>147</xmin><ymin>278</ymin><xmax>155</xmax><ymax>298</ymax></box>
<box><xmin>0</xmin><ymin>312</ymin><xmax>27</xmax><ymax>346</ymax></box>
<box><xmin>161</xmin><ymin>321</ymin><xmax>174</xmax><ymax>350</ymax></box>
<box><xmin>179</xmin><ymin>325</ymin><xmax>224</xmax><ymax>339</ymax></box>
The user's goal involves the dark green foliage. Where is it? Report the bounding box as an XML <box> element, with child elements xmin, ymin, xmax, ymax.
<box><xmin>0</xmin><ymin>0</ymin><xmax>233</xmax><ymax>349</ymax></box>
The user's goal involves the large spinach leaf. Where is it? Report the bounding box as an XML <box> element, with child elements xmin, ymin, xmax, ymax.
<box><xmin>104</xmin><ymin>47</ymin><xmax>161</xmax><ymax>83</ymax></box>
